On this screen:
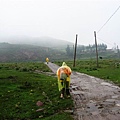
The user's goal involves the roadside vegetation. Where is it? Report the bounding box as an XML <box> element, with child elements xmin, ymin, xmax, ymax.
<box><xmin>0</xmin><ymin>62</ymin><xmax>73</xmax><ymax>120</ymax></box>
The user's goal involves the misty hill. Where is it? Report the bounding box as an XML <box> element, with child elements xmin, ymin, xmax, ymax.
<box><xmin>0</xmin><ymin>41</ymin><xmax>118</xmax><ymax>63</ymax></box>
<box><xmin>0</xmin><ymin>36</ymin><xmax>74</xmax><ymax>49</ymax></box>
<box><xmin>0</xmin><ymin>43</ymin><xmax>68</xmax><ymax>62</ymax></box>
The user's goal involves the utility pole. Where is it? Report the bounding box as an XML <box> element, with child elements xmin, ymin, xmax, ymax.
<box><xmin>94</xmin><ymin>31</ymin><xmax>99</xmax><ymax>67</ymax></box>
<box><xmin>73</xmin><ymin>34</ymin><xmax>78</xmax><ymax>67</ymax></box>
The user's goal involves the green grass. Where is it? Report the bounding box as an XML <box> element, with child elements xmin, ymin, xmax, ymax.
<box><xmin>0</xmin><ymin>62</ymin><xmax>73</xmax><ymax>120</ymax></box>
<box><xmin>1</xmin><ymin>59</ymin><xmax>119</xmax><ymax>119</ymax></box>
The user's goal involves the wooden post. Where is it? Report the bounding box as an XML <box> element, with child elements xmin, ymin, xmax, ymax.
<box><xmin>73</xmin><ymin>34</ymin><xmax>78</xmax><ymax>67</ymax></box>
<box><xmin>94</xmin><ymin>31</ymin><xmax>99</xmax><ymax>67</ymax></box>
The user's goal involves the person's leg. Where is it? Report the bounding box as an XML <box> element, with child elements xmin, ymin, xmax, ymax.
<box><xmin>66</xmin><ymin>81</ymin><xmax>70</xmax><ymax>97</ymax></box>
<box><xmin>60</xmin><ymin>81</ymin><xmax>65</xmax><ymax>98</ymax></box>
<box><xmin>61</xmin><ymin>88</ymin><xmax>65</xmax><ymax>98</ymax></box>
<box><xmin>60</xmin><ymin>73</ymin><xmax>67</xmax><ymax>98</ymax></box>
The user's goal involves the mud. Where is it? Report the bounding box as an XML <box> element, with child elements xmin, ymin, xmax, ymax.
<box><xmin>46</xmin><ymin>62</ymin><xmax>120</xmax><ymax>120</ymax></box>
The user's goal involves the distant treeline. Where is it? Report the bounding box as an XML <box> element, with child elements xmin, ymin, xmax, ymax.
<box><xmin>66</xmin><ymin>43</ymin><xmax>107</xmax><ymax>56</ymax></box>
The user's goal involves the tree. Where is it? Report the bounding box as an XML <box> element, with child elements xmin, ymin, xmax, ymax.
<box><xmin>66</xmin><ymin>45</ymin><xmax>71</xmax><ymax>56</ymax></box>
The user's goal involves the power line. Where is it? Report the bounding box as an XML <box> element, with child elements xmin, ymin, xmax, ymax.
<box><xmin>97</xmin><ymin>5</ymin><xmax>120</xmax><ymax>33</ymax></box>
<box><xmin>97</xmin><ymin>37</ymin><xmax>113</xmax><ymax>47</ymax></box>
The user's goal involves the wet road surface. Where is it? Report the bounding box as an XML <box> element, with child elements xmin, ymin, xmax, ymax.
<box><xmin>46</xmin><ymin>62</ymin><xmax>120</xmax><ymax>120</ymax></box>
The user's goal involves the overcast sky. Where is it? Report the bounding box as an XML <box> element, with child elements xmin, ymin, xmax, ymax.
<box><xmin>0</xmin><ymin>0</ymin><xmax>120</xmax><ymax>48</ymax></box>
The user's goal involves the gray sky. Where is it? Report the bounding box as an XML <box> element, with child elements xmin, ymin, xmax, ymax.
<box><xmin>0</xmin><ymin>0</ymin><xmax>120</xmax><ymax>48</ymax></box>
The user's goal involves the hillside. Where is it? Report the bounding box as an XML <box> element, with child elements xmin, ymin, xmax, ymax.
<box><xmin>0</xmin><ymin>36</ymin><xmax>75</xmax><ymax>62</ymax></box>
<box><xmin>0</xmin><ymin>36</ymin><xmax>119</xmax><ymax>62</ymax></box>
<box><xmin>0</xmin><ymin>43</ymin><xmax>67</xmax><ymax>62</ymax></box>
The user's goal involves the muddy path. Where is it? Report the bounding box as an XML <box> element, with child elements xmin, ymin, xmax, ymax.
<box><xmin>46</xmin><ymin>62</ymin><xmax>120</xmax><ymax>120</ymax></box>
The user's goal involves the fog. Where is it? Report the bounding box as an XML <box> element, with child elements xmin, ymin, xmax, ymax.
<box><xmin>0</xmin><ymin>0</ymin><xmax>120</xmax><ymax>48</ymax></box>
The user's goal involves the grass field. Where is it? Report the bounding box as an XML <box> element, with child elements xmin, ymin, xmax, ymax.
<box><xmin>0</xmin><ymin>62</ymin><xmax>73</xmax><ymax>120</ymax></box>
<box><xmin>1</xmin><ymin>59</ymin><xmax>120</xmax><ymax>119</ymax></box>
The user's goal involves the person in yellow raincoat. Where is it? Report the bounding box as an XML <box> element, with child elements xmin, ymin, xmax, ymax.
<box><xmin>46</xmin><ymin>58</ymin><xmax>49</xmax><ymax>64</ymax></box>
<box><xmin>56</xmin><ymin>62</ymin><xmax>72</xmax><ymax>98</ymax></box>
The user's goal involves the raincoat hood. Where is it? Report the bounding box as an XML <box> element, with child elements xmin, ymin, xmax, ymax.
<box><xmin>62</xmin><ymin>62</ymin><xmax>67</xmax><ymax>66</ymax></box>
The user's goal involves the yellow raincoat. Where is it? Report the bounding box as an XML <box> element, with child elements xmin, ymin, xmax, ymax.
<box><xmin>46</xmin><ymin>58</ymin><xmax>49</xmax><ymax>63</ymax></box>
<box><xmin>56</xmin><ymin>62</ymin><xmax>72</xmax><ymax>91</ymax></box>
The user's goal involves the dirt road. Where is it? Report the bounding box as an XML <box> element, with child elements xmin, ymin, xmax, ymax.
<box><xmin>46</xmin><ymin>62</ymin><xmax>120</xmax><ymax>120</ymax></box>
